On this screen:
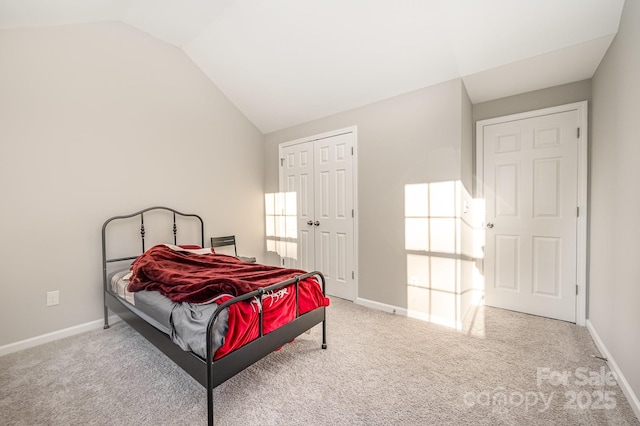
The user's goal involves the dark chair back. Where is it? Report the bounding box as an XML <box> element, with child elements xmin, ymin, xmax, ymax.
<box><xmin>210</xmin><ymin>235</ymin><xmax>238</xmax><ymax>256</ymax></box>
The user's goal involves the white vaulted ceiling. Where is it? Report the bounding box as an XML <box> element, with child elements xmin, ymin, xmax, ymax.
<box><xmin>0</xmin><ymin>0</ymin><xmax>626</xmax><ymax>133</ymax></box>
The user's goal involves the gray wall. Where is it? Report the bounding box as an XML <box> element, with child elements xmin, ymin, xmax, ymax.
<box><xmin>590</xmin><ymin>0</ymin><xmax>640</xmax><ymax>403</ymax></box>
<box><xmin>265</xmin><ymin>79</ymin><xmax>471</xmax><ymax>313</ymax></box>
<box><xmin>473</xmin><ymin>79</ymin><xmax>592</xmax><ymax>123</ymax></box>
<box><xmin>0</xmin><ymin>22</ymin><xmax>265</xmax><ymax>346</ymax></box>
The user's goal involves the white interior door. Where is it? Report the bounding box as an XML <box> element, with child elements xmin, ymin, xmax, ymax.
<box><xmin>482</xmin><ymin>110</ymin><xmax>579</xmax><ymax>322</ymax></box>
<box><xmin>279</xmin><ymin>131</ymin><xmax>356</xmax><ymax>301</ymax></box>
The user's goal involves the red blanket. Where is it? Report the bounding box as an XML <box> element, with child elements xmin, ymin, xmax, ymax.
<box><xmin>129</xmin><ymin>244</ymin><xmax>314</xmax><ymax>303</ymax></box>
<box><xmin>128</xmin><ymin>244</ymin><xmax>329</xmax><ymax>359</ymax></box>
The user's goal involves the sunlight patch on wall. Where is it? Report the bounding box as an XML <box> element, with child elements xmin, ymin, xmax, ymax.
<box><xmin>405</xmin><ymin>181</ymin><xmax>483</xmax><ymax>330</ymax></box>
<box><xmin>265</xmin><ymin>192</ymin><xmax>297</xmax><ymax>259</ymax></box>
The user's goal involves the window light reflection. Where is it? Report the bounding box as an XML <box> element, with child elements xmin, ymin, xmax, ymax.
<box><xmin>265</xmin><ymin>192</ymin><xmax>298</xmax><ymax>260</ymax></box>
<box><xmin>405</xmin><ymin>181</ymin><xmax>483</xmax><ymax>331</ymax></box>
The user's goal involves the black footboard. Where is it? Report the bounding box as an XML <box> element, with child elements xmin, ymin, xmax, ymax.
<box><xmin>205</xmin><ymin>271</ymin><xmax>327</xmax><ymax>425</ymax></box>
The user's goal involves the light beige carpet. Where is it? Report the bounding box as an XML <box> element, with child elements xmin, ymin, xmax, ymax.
<box><xmin>1</xmin><ymin>297</ymin><xmax>638</xmax><ymax>425</ymax></box>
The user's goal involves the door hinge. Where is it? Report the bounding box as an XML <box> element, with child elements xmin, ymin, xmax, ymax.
<box><xmin>577</xmin><ymin>127</ymin><xmax>580</xmax><ymax>138</ymax></box>
<box><xmin>577</xmin><ymin>207</ymin><xmax>580</xmax><ymax>217</ymax></box>
<box><xmin>352</xmin><ymin>209</ymin><xmax>354</xmax><ymax>218</ymax></box>
<box><xmin>576</xmin><ymin>284</ymin><xmax>579</xmax><ymax>295</ymax></box>
<box><xmin>280</xmin><ymin>158</ymin><xmax>284</xmax><ymax>167</ymax></box>
<box><xmin>352</xmin><ymin>271</ymin><xmax>355</xmax><ymax>279</ymax></box>
<box><xmin>351</xmin><ymin>146</ymin><xmax>354</xmax><ymax>155</ymax></box>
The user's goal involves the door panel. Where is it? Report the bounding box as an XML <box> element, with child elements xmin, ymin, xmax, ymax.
<box><xmin>494</xmin><ymin>235</ymin><xmax>519</xmax><ymax>291</ymax></box>
<box><xmin>533</xmin><ymin>158</ymin><xmax>561</xmax><ymax>217</ymax></box>
<box><xmin>532</xmin><ymin>237</ymin><xmax>561</xmax><ymax>296</ymax></box>
<box><xmin>495</xmin><ymin>163</ymin><xmax>519</xmax><ymax>217</ymax></box>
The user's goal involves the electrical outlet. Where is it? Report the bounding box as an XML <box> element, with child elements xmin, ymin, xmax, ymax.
<box><xmin>46</xmin><ymin>290</ymin><xmax>60</xmax><ymax>307</ymax></box>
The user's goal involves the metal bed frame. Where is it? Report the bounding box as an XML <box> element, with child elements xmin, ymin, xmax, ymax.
<box><xmin>101</xmin><ymin>206</ymin><xmax>327</xmax><ymax>425</ymax></box>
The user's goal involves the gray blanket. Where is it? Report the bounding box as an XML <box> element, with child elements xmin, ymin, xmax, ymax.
<box><xmin>170</xmin><ymin>301</ymin><xmax>229</xmax><ymax>358</ymax></box>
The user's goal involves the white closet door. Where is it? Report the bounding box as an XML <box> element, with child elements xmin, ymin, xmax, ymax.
<box><xmin>279</xmin><ymin>131</ymin><xmax>356</xmax><ymax>301</ymax></box>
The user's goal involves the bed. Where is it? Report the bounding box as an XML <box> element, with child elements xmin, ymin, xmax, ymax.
<box><xmin>101</xmin><ymin>206</ymin><xmax>328</xmax><ymax>425</ymax></box>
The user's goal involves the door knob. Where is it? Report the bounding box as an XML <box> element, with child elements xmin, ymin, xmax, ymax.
<box><xmin>486</xmin><ymin>222</ymin><xmax>494</xmax><ymax>229</ymax></box>
<box><xmin>314</xmin><ymin>221</ymin><xmax>320</xmax><ymax>226</ymax></box>
<box><xmin>307</xmin><ymin>220</ymin><xmax>313</xmax><ymax>226</ymax></box>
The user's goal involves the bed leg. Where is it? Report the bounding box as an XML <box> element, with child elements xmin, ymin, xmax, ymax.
<box><xmin>103</xmin><ymin>306</ymin><xmax>110</xmax><ymax>330</ymax></box>
<box><xmin>207</xmin><ymin>359</ymin><xmax>214</xmax><ymax>426</ymax></box>
<box><xmin>208</xmin><ymin>382</ymin><xmax>214</xmax><ymax>425</ymax></box>
<box><xmin>322</xmin><ymin>319</ymin><xmax>327</xmax><ymax>349</ymax></box>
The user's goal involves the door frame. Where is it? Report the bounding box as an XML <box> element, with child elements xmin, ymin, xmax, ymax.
<box><xmin>475</xmin><ymin>101</ymin><xmax>588</xmax><ymax>326</ymax></box>
<box><xmin>278</xmin><ymin>126</ymin><xmax>359</xmax><ymax>301</ymax></box>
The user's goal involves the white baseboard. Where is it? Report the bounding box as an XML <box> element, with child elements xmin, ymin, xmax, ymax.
<box><xmin>355</xmin><ymin>297</ymin><xmax>460</xmax><ymax>329</ymax></box>
<box><xmin>586</xmin><ymin>319</ymin><xmax>640</xmax><ymax>420</ymax></box>
<box><xmin>355</xmin><ymin>297</ymin><xmax>408</xmax><ymax>315</ymax></box>
<box><xmin>0</xmin><ymin>315</ymin><xmax>121</xmax><ymax>357</ymax></box>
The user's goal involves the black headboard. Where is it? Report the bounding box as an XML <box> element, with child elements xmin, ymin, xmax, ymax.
<box><xmin>101</xmin><ymin>206</ymin><xmax>204</xmax><ymax>291</ymax></box>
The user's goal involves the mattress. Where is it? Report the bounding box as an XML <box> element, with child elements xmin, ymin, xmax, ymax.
<box><xmin>109</xmin><ymin>270</ymin><xmax>229</xmax><ymax>358</ymax></box>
